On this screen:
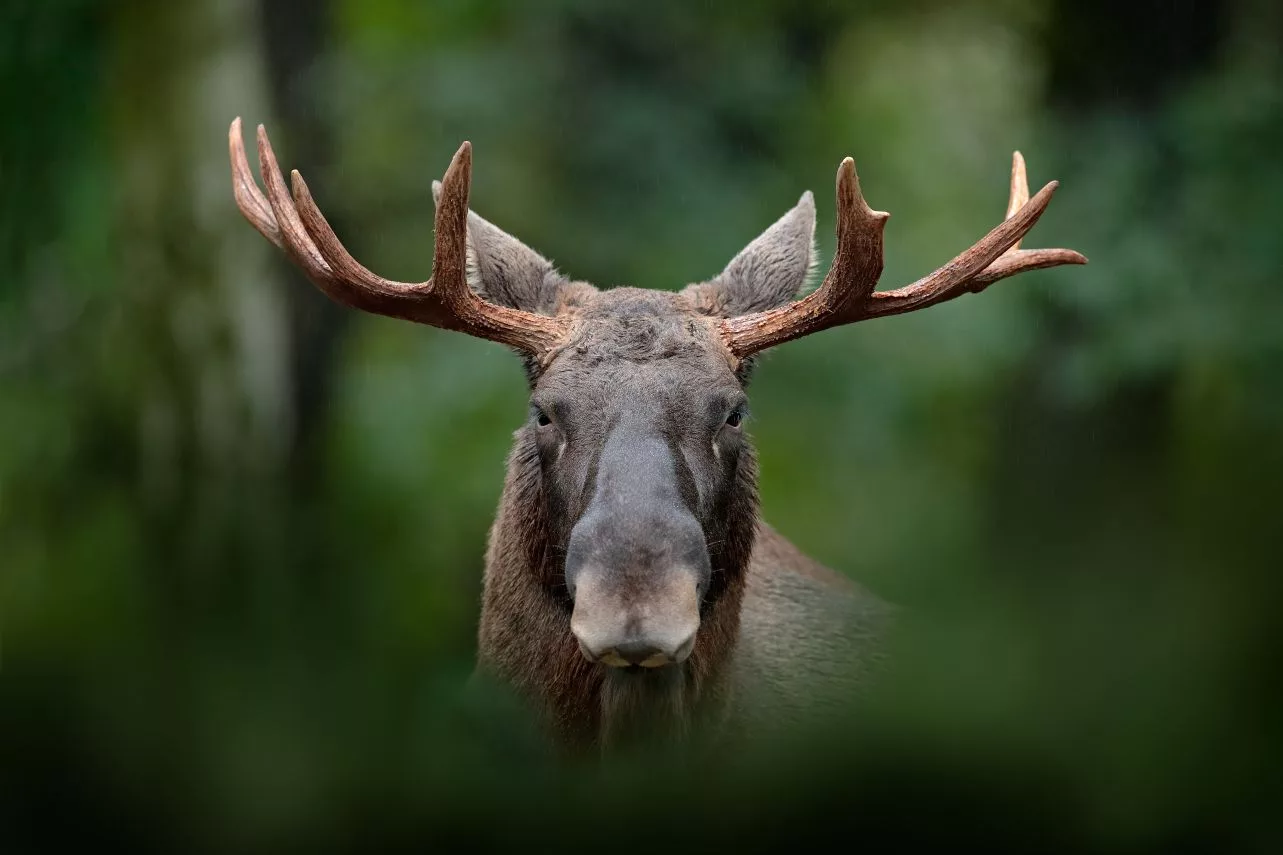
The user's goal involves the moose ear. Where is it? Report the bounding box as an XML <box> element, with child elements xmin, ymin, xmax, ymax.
<box><xmin>683</xmin><ymin>192</ymin><xmax>817</xmax><ymax>317</ymax></box>
<box><xmin>432</xmin><ymin>181</ymin><xmax>570</xmax><ymax>315</ymax></box>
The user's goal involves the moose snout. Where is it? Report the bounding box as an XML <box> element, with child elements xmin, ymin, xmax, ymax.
<box><xmin>563</xmin><ymin>430</ymin><xmax>710</xmax><ymax>669</ymax></box>
<box><xmin>569</xmin><ymin>570</ymin><xmax>701</xmax><ymax>669</ymax></box>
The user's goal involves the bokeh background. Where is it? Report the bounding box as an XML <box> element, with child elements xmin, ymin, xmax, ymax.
<box><xmin>3</xmin><ymin>0</ymin><xmax>1281</xmax><ymax>851</ymax></box>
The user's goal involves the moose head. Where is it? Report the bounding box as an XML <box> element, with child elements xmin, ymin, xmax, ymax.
<box><xmin>229</xmin><ymin>118</ymin><xmax>1085</xmax><ymax>751</ymax></box>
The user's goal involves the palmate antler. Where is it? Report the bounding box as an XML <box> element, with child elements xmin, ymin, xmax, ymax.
<box><xmin>719</xmin><ymin>152</ymin><xmax>1087</xmax><ymax>359</ymax></box>
<box><xmin>228</xmin><ymin>117</ymin><xmax>569</xmax><ymax>356</ymax></box>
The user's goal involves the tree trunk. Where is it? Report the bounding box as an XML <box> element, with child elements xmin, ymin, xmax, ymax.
<box><xmin>107</xmin><ymin>0</ymin><xmax>292</xmax><ymax>575</ymax></box>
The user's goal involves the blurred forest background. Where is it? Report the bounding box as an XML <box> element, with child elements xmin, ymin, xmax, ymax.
<box><xmin>2</xmin><ymin>0</ymin><xmax>1281</xmax><ymax>851</ymax></box>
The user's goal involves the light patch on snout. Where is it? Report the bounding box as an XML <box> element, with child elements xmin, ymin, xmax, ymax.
<box><xmin>570</xmin><ymin>569</ymin><xmax>701</xmax><ymax>668</ymax></box>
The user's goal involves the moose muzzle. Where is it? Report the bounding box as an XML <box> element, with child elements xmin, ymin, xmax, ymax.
<box><xmin>563</xmin><ymin>430</ymin><xmax>709</xmax><ymax>669</ymax></box>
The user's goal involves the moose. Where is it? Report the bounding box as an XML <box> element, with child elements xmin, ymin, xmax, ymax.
<box><xmin>229</xmin><ymin>118</ymin><xmax>1085</xmax><ymax>754</ymax></box>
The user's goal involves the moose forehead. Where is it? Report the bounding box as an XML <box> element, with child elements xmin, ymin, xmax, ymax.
<box><xmin>535</xmin><ymin>287</ymin><xmax>741</xmax><ymax>413</ymax></box>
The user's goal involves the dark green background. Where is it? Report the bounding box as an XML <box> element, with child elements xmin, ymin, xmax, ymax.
<box><xmin>3</xmin><ymin>0</ymin><xmax>1280</xmax><ymax>851</ymax></box>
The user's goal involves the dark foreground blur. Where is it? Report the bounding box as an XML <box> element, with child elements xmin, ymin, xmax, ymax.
<box><xmin>3</xmin><ymin>1</ymin><xmax>1281</xmax><ymax>852</ymax></box>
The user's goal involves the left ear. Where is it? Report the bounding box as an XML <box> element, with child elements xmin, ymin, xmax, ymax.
<box><xmin>683</xmin><ymin>191</ymin><xmax>817</xmax><ymax>317</ymax></box>
<box><xmin>431</xmin><ymin>180</ymin><xmax>572</xmax><ymax>315</ymax></box>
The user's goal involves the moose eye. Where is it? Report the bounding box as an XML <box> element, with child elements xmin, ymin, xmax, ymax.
<box><xmin>725</xmin><ymin>409</ymin><xmax>744</xmax><ymax>428</ymax></box>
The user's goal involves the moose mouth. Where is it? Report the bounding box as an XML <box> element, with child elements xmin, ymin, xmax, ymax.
<box><xmin>577</xmin><ymin>635</ymin><xmax>697</xmax><ymax>670</ymax></box>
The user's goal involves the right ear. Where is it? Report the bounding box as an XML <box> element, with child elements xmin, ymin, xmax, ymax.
<box><xmin>432</xmin><ymin>181</ymin><xmax>581</xmax><ymax>315</ymax></box>
<box><xmin>683</xmin><ymin>192</ymin><xmax>817</xmax><ymax>317</ymax></box>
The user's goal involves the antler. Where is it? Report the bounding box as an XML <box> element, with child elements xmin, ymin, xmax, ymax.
<box><xmin>228</xmin><ymin>117</ymin><xmax>570</xmax><ymax>356</ymax></box>
<box><xmin>719</xmin><ymin>151</ymin><xmax>1087</xmax><ymax>360</ymax></box>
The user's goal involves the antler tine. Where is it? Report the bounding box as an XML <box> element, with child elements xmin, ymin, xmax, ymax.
<box><xmin>968</xmin><ymin>246</ymin><xmax>1088</xmax><ymax>288</ymax></box>
<box><xmin>290</xmin><ymin>142</ymin><xmax>467</xmax><ymax>305</ymax></box>
<box><xmin>719</xmin><ymin>151</ymin><xmax>1086</xmax><ymax>359</ymax></box>
<box><xmin>230</xmin><ymin>120</ymin><xmax>570</xmax><ymax>356</ymax></box>
<box><xmin>965</xmin><ymin>150</ymin><xmax>1086</xmax><ymax>289</ymax></box>
<box><xmin>864</xmin><ymin>178</ymin><xmax>1058</xmax><ymax>317</ymax></box>
<box><xmin>1006</xmin><ymin>151</ymin><xmax>1030</xmax><ymax>234</ymax></box>
<box><xmin>719</xmin><ymin>157</ymin><xmax>889</xmax><ymax>358</ymax></box>
<box><xmin>254</xmin><ymin>123</ymin><xmax>346</xmax><ymax>290</ymax></box>
<box><xmin>293</xmin><ymin>139</ymin><xmax>569</xmax><ymax>351</ymax></box>
<box><xmin>229</xmin><ymin>117</ymin><xmax>283</xmax><ymax>249</ymax></box>
<box><xmin>864</xmin><ymin>152</ymin><xmax>1086</xmax><ymax>317</ymax></box>
<box><xmin>827</xmin><ymin>157</ymin><xmax>891</xmax><ymax>308</ymax></box>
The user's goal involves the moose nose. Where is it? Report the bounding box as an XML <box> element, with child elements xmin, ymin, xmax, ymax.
<box><xmin>569</xmin><ymin>570</ymin><xmax>701</xmax><ymax>669</ymax></box>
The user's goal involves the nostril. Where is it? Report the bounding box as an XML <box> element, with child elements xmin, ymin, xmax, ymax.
<box><xmin>613</xmin><ymin>640</ymin><xmax>663</xmax><ymax>666</ymax></box>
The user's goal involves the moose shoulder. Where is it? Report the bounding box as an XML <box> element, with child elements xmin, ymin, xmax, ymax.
<box><xmin>229</xmin><ymin>119</ymin><xmax>1086</xmax><ymax>755</ymax></box>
